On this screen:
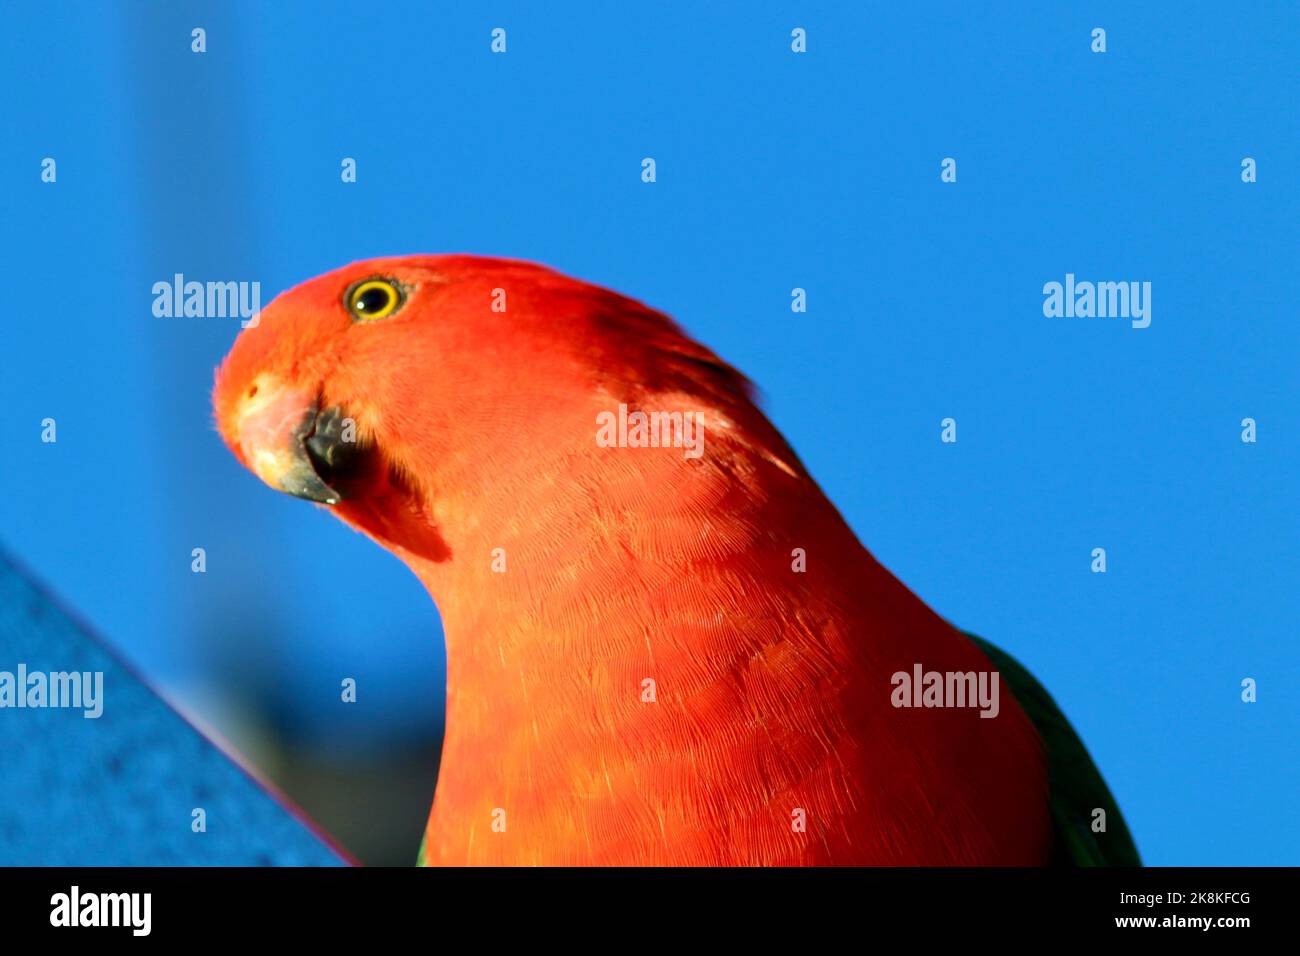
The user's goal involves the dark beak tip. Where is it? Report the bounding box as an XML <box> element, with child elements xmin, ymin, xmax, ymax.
<box><xmin>279</xmin><ymin>462</ymin><xmax>342</xmax><ymax>506</ymax></box>
<box><xmin>275</xmin><ymin>403</ymin><xmax>351</xmax><ymax>506</ymax></box>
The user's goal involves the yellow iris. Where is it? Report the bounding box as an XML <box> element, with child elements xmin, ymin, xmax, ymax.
<box><xmin>346</xmin><ymin>279</ymin><xmax>404</xmax><ymax>321</ymax></box>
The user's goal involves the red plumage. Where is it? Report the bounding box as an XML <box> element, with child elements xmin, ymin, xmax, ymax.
<box><xmin>214</xmin><ymin>255</ymin><xmax>1051</xmax><ymax>865</ymax></box>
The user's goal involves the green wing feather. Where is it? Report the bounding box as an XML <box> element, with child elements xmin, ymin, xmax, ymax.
<box><xmin>965</xmin><ymin>632</ymin><xmax>1141</xmax><ymax>866</ymax></box>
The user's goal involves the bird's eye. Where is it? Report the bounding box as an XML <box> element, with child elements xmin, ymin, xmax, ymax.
<box><xmin>345</xmin><ymin>278</ymin><xmax>405</xmax><ymax>322</ymax></box>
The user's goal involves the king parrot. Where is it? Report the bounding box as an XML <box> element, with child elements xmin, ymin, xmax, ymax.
<box><xmin>213</xmin><ymin>255</ymin><xmax>1139</xmax><ymax>867</ymax></box>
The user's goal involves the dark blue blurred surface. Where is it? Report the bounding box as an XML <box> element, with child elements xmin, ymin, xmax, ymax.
<box><xmin>0</xmin><ymin>550</ymin><xmax>344</xmax><ymax>865</ymax></box>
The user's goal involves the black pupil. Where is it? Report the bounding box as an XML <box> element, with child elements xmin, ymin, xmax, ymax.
<box><xmin>356</xmin><ymin>285</ymin><xmax>392</xmax><ymax>313</ymax></box>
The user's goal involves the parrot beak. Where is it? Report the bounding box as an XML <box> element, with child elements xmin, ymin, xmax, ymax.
<box><xmin>234</xmin><ymin>380</ymin><xmax>343</xmax><ymax>505</ymax></box>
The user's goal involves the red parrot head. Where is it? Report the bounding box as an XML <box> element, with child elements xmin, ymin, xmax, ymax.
<box><xmin>213</xmin><ymin>254</ymin><xmax>784</xmax><ymax>565</ymax></box>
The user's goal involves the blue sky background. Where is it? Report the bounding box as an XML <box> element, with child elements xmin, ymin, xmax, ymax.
<box><xmin>1</xmin><ymin>2</ymin><xmax>1296</xmax><ymax>865</ymax></box>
